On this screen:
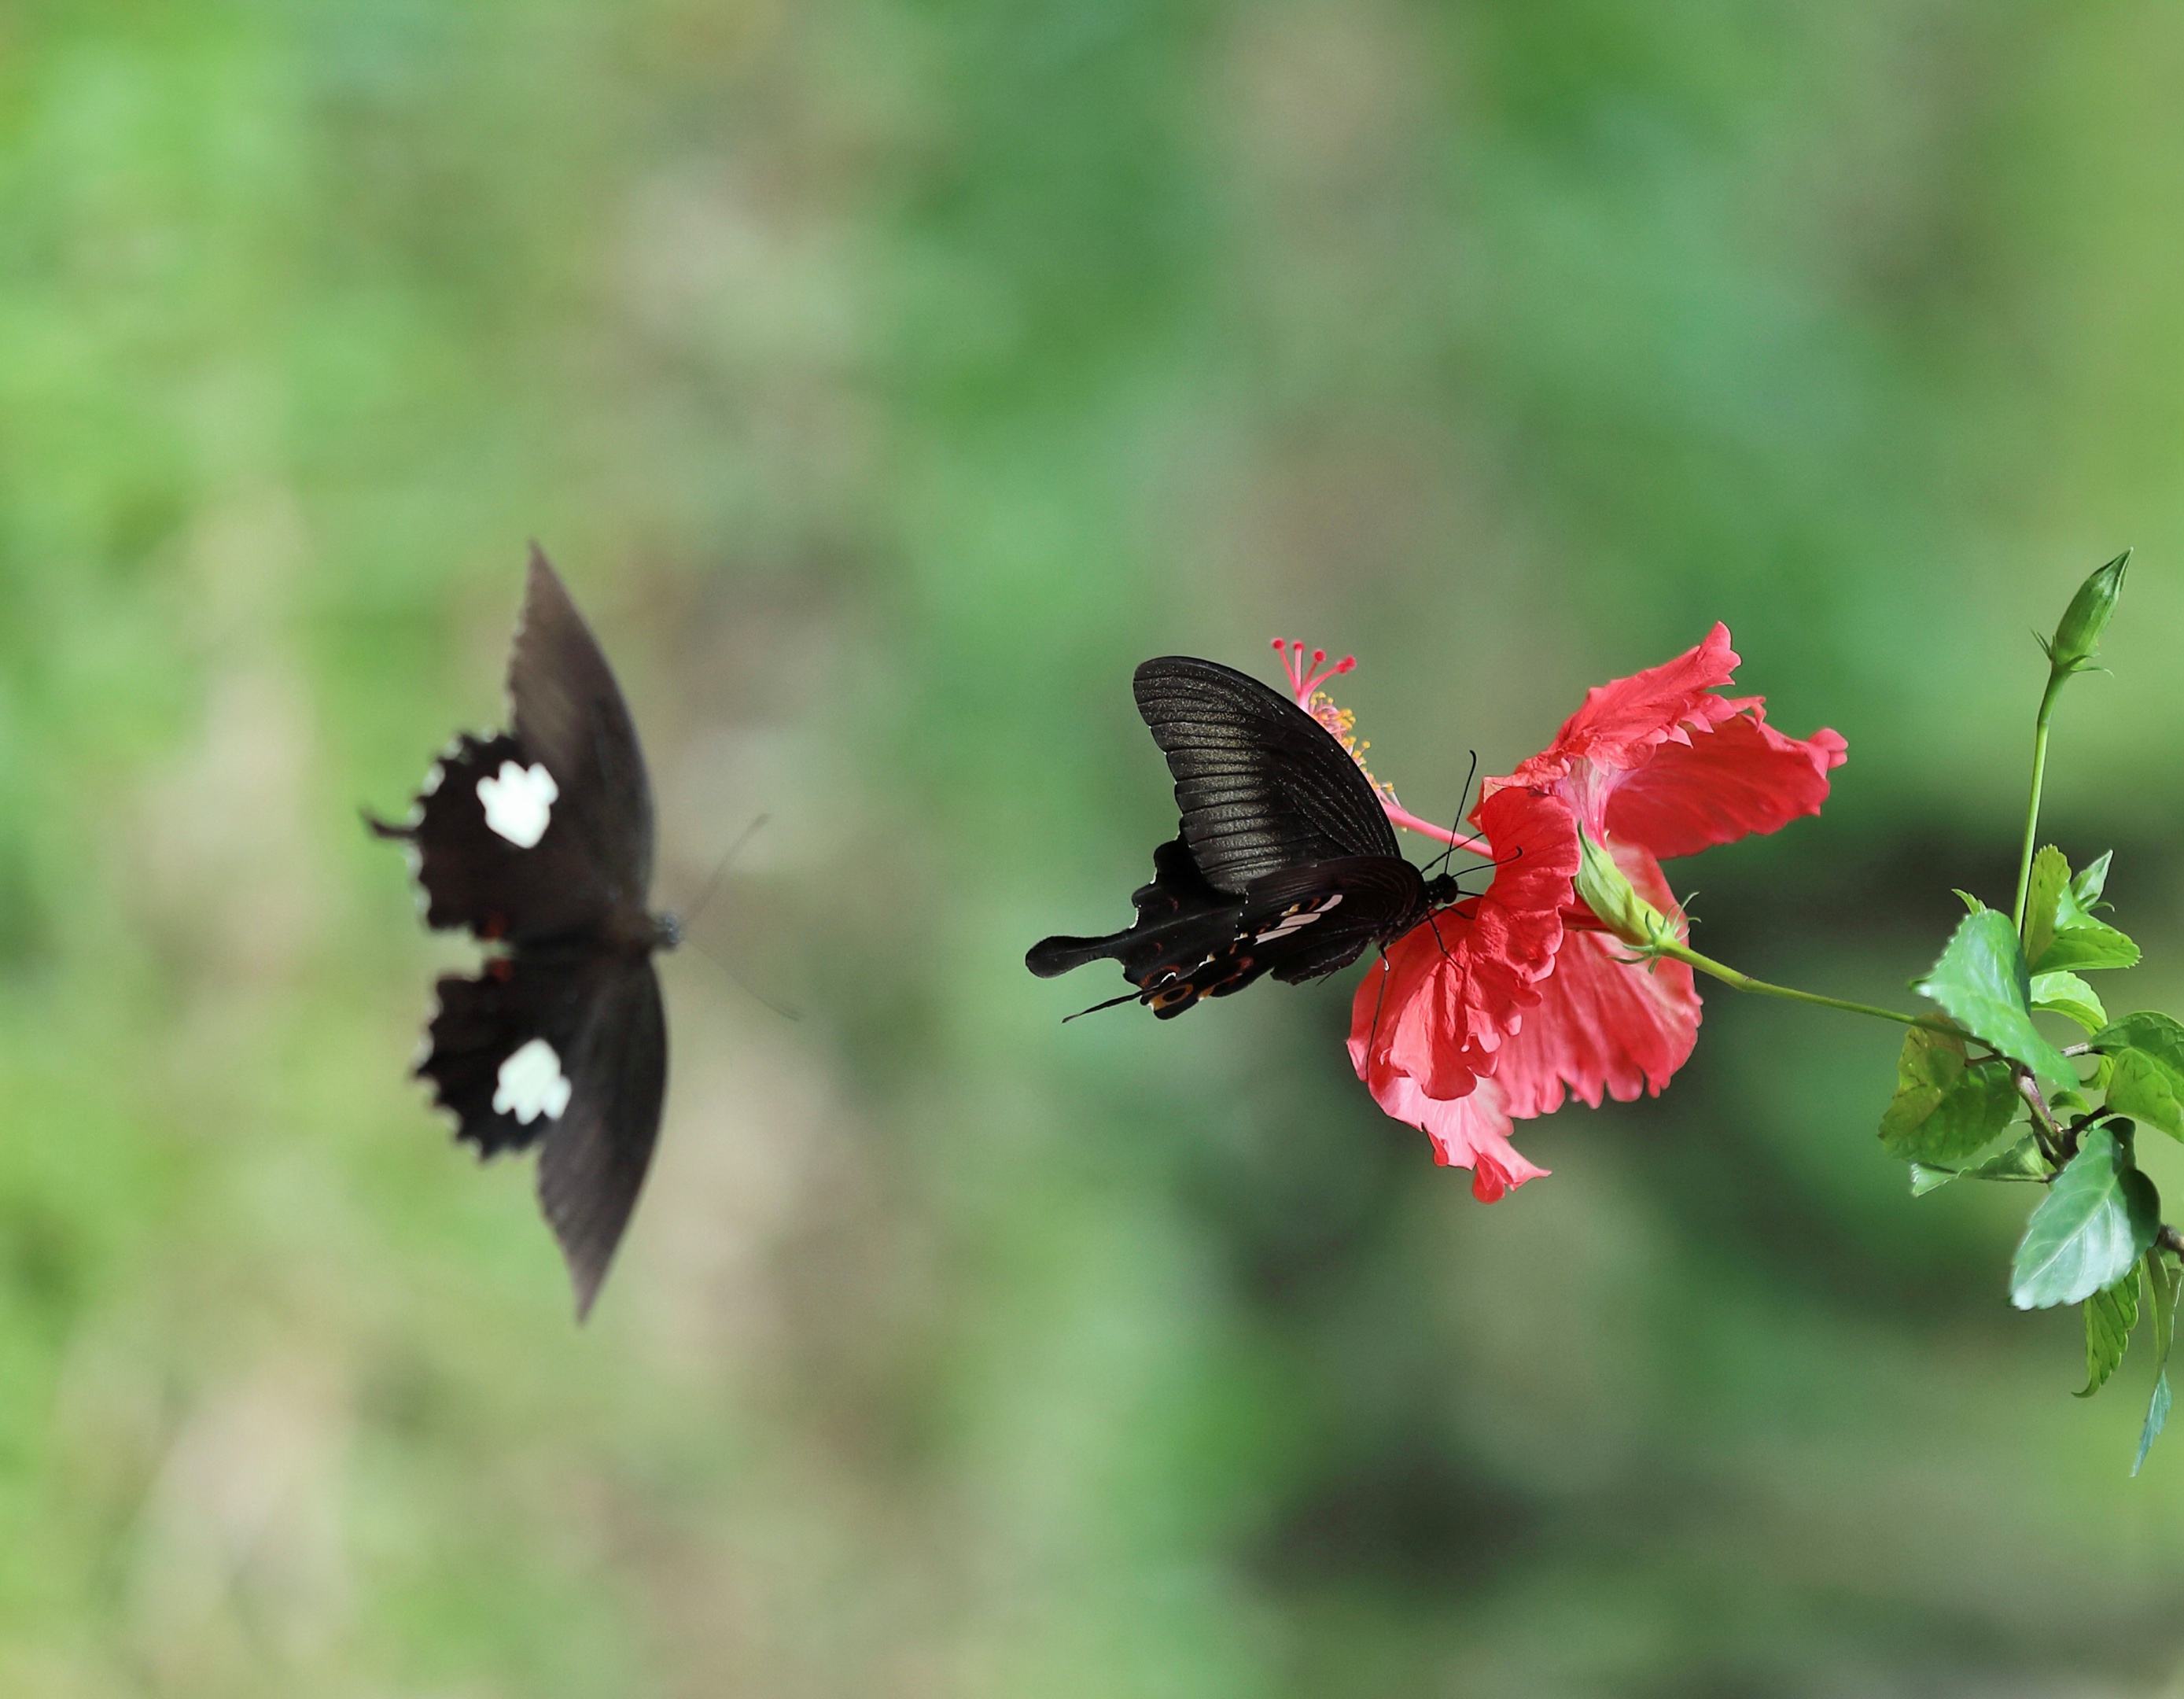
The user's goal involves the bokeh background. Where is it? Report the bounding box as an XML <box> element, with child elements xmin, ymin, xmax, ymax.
<box><xmin>9</xmin><ymin>2</ymin><xmax>2184</xmax><ymax>1694</ymax></box>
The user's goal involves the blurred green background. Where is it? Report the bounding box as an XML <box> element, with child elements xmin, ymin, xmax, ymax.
<box><xmin>9</xmin><ymin>2</ymin><xmax>2184</xmax><ymax>1694</ymax></box>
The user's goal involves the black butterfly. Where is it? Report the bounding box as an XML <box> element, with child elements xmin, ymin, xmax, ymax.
<box><xmin>369</xmin><ymin>547</ymin><xmax>676</xmax><ymax>1319</ymax></box>
<box><xmin>1026</xmin><ymin>655</ymin><xmax>1460</xmax><ymax>1017</ymax></box>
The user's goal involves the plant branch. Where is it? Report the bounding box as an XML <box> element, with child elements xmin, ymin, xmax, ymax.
<box><xmin>2016</xmin><ymin>1069</ymin><xmax>2068</xmax><ymax>1166</ymax></box>
<box><xmin>2010</xmin><ymin>670</ymin><xmax>2065</xmax><ymax>936</ymax></box>
<box><xmin>1659</xmin><ymin>941</ymin><xmax>1957</xmax><ymax>1034</ymax></box>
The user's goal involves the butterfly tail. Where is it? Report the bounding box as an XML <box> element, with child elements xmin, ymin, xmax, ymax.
<box><xmin>1027</xmin><ymin>831</ymin><xmax>1238</xmax><ymax>978</ymax></box>
<box><xmin>1026</xmin><ymin>930</ymin><xmax>1129</xmax><ymax>978</ymax></box>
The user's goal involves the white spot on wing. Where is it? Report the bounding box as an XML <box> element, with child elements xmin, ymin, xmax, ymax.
<box><xmin>493</xmin><ymin>1037</ymin><xmax>573</xmax><ymax>1124</ymax></box>
<box><xmin>1256</xmin><ymin>893</ymin><xmax>1342</xmax><ymax>942</ymax></box>
<box><xmin>477</xmin><ymin>761</ymin><xmax>558</xmax><ymax>848</ymax></box>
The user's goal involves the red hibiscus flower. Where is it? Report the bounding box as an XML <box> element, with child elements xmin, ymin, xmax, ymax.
<box><xmin>1331</xmin><ymin>624</ymin><xmax>1847</xmax><ymax>1200</ymax></box>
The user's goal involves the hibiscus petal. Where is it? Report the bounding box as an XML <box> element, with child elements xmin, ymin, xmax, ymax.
<box><xmin>1346</xmin><ymin>785</ymin><xmax>1582</xmax><ymax>1103</ymax></box>
<box><xmin>1368</xmin><ymin>1072</ymin><xmax>1549</xmax><ymax>1200</ymax></box>
<box><xmin>1523</xmin><ymin>623</ymin><xmax>1744</xmax><ymax>779</ymax></box>
<box><xmin>1604</xmin><ymin>707</ymin><xmax>1847</xmax><ymax>861</ymax></box>
<box><xmin>1492</xmin><ymin>850</ymin><xmax>1703</xmax><ymax>1116</ymax></box>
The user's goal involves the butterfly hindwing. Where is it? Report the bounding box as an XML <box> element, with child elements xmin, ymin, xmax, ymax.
<box><xmin>417</xmin><ymin>953</ymin><xmax>598</xmax><ymax>1158</ymax></box>
<box><xmin>1133</xmin><ymin>657</ymin><xmax>1401</xmax><ymax>892</ymax></box>
<box><xmin>1027</xmin><ymin>832</ymin><xmax>1240</xmax><ymax>984</ymax></box>
<box><xmin>1243</xmin><ymin>856</ymin><xmax>1431</xmax><ymax>985</ymax></box>
<box><xmin>1027</xmin><ymin>835</ymin><xmax>1427</xmax><ymax>1018</ymax></box>
<box><xmin>1134</xmin><ymin>857</ymin><xmax>1428</xmax><ymax>1015</ymax></box>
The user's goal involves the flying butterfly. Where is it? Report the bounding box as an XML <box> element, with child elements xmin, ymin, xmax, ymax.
<box><xmin>1026</xmin><ymin>655</ymin><xmax>1461</xmax><ymax>1017</ymax></box>
<box><xmin>369</xmin><ymin>547</ymin><xmax>678</xmax><ymax>1319</ymax></box>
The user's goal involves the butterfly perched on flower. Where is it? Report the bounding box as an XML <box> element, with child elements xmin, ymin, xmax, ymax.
<box><xmin>369</xmin><ymin>547</ymin><xmax>679</xmax><ymax>1319</ymax></box>
<box><xmin>1026</xmin><ymin>651</ymin><xmax>1464</xmax><ymax>1019</ymax></box>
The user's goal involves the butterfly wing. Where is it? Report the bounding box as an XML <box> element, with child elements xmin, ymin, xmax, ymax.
<box><xmin>1028</xmin><ymin>835</ymin><xmax>1425</xmax><ymax>1018</ymax></box>
<box><xmin>1133</xmin><ymin>657</ymin><xmax>1401</xmax><ymax>894</ymax></box>
<box><xmin>536</xmin><ymin>960</ymin><xmax>668</xmax><ymax>1321</ymax></box>
<box><xmin>506</xmin><ymin>546</ymin><xmax>657</xmax><ymax>908</ymax></box>
<box><xmin>1243</xmin><ymin>856</ymin><xmax>1431</xmax><ymax>986</ymax></box>
<box><xmin>415</xmin><ymin>952</ymin><xmax>668</xmax><ymax>1319</ymax></box>
<box><xmin>1028</xmin><ymin>831</ymin><xmax>1243</xmax><ymax>986</ymax></box>
<box><xmin>369</xmin><ymin>549</ymin><xmax>655</xmax><ymax>944</ymax></box>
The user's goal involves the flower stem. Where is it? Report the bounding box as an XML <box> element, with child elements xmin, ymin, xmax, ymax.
<box><xmin>2009</xmin><ymin>670</ymin><xmax>2065</xmax><ymax>937</ymax></box>
<box><xmin>1659</xmin><ymin>940</ymin><xmax>1954</xmax><ymax>1033</ymax></box>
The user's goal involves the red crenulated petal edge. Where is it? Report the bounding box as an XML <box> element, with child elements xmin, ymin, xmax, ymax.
<box><xmin>1346</xmin><ymin>784</ymin><xmax>1580</xmax><ymax>1105</ymax></box>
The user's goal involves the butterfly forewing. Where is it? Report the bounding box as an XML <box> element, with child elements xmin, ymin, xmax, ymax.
<box><xmin>1133</xmin><ymin>657</ymin><xmax>1401</xmax><ymax>891</ymax></box>
<box><xmin>506</xmin><ymin>547</ymin><xmax>657</xmax><ymax>909</ymax></box>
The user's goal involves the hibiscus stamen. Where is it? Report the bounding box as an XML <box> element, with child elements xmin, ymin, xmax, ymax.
<box><xmin>1269</xmin><ymin>636</ymin><xmax>1492</xmax><ymax>856</ymax></box>
<box><xmin>1272</xmin><ymin>636</ymin><xmax>1357</xmax><ymax>703</ymax></box>
<box><xmin>1272</xmin><ymin>637</ymin><xmax>1386</xmax><ymax>793</ymax></box>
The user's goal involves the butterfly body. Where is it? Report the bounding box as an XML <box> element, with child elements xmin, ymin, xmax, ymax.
<box><xmin>370</xmin><ymin>549</ymin><xmax>675</xmax><ymax>1318</ymax></box>
<box><xmin>1028</xmin><ymin>656</ymin><xmax>1457</xmax><ymax>1018</ymax></box>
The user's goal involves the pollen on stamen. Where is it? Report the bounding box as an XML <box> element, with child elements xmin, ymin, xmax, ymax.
<box><xmin>1269</xmin><ymin>636</ymin><xmax>1398</xmax><ymax>805</ymax></box>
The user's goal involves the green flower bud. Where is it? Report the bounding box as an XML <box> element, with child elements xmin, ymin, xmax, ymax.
<box><xmin>1574</xmin><ymin>827</ymin><xmax>1671</xmax><ymax>950</ymax></box>
<box><xmin>2046</xmin><ymin>549</ymin><xmax>2130</xmax><ymax>676</ymax></box>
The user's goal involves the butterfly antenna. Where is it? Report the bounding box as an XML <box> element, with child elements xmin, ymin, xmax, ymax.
<box><xmin>675</xmin><ymin>813</ymin><xmax>801</xmax><ymax>1020</ymax></box>
<box><xmin>683</xmin><ymin>813</ymin><xmax>770</xmax><ymax>931</ymax></box>
<box><xmin>1422</xmin><ymin>750</ymin><xmax>1481</xmax><ymax>879</ymax></box>
<box><xmin>1449</xmin><ymin>842</ymin><xmax>1523</xmax><ymax>901</ymax></box>
<box><xmin>687</xmin><ymin>933</ymin><xmax>803</xmax><ymax>1023</ymax></box>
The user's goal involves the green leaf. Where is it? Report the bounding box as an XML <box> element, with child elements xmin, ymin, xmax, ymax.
<box><xmin>2136</xmin><ymin>1377</ymin><xmax>2171</xmax><ymax>1477</ymax></box>
<box><xmin>1878</xmin><ymin>1029</ymin><xmax>2020</xmax><ymax>1164</ymax></box>
<box><xmin>2031</xmin><ymin>971</ymin><xmax>2107</xmax><ymax>1034</ymax></box>
<box><xmin>2009</xmin><ymin>1126</ymin><xmax>2160</xmax><ymax>1310</ymax></box>
<box><xmin>1914</xmin><ymin>910</ymin><xmax>2079</xmax><ymax>1099</ymax></box>
<box><xmin>2024</xmin><ymin>846</ymin><xmax>2068</xmax><ymax>971</ymax></box>
<box><xmin>2137</xmin><ymin>1250</ymin><xmax>2182</xmax><ymax>1476</ymax></box>
<box><xmin>1909</xmin><ymin>1137</ymin><xmax>2052</xmax><ymax>1197</ymax></box>
<box><xmin>2092</xmin><ymin>1013</ymin><xmax>2184</xmax><ymax>1141</ymax></box>
<box><xmin>2079</xmin><ymin>1266</ymin><xmax>2142</xmax><ymax>1396</ymax></box>
<box><xmin>2073</xmin><ymin>850</ymin><xmax>2113</xmax><ymax>908</ymax></box>
<box><xmin>2042</xmin><ymin>917</ymin><xmax>2140</xmax><ymax>972</ymax></box>
<box><xmin>2149</xmin><ymin>1249</ymin><xmax>2179</xmax><ymax>1359</ymax></box>
<box><xmin>2037</xmin><ymin>849</ymin><xmax>2139</xmax><ymax>973</ymax></box>
<box><xmin>2020</xmin><ymin>845</ymin><xmax>2138</xmax><ymax>973</ymax></box>
<box><xmin>1974</xmin><ymin>1137</ymin><xmax>2054</xmax><ymax>1181</ymax></box>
